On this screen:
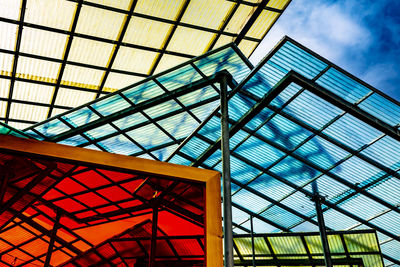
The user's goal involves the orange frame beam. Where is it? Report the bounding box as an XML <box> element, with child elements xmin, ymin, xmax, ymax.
<box><xmin>0</xmin><ymin>134</ymin><xmax>223</xmax><ymax>267</ymax></box>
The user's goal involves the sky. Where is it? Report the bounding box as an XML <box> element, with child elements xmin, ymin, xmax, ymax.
<box><xmin>250</xmin><ymin>0</ymin><xmax>400</xmax><ymax>101</ymax></box>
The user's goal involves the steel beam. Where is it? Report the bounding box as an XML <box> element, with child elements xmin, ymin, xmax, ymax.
<box><xmin>250</xmin><ymin>215</ymin><xmax>255</xmax><ymax>267</ymax></box>
<box><xmin>312</xmin><ymin>182</ymin><xmax>332</xmax><ymax>267</ymax></box>
<box><xmin>44</xmin><ymin>209</ymin><xmax>61</xmax><ymax>267</ymax></box>
<box><xmin>220</xmin><ymin>73</ymin><xmax>234</xmax><ymax>267</ymax></box>
<box><xmin>149</xmin><ymin>204</ymin><xmax>159</xmax><ymax>267</ymax></box>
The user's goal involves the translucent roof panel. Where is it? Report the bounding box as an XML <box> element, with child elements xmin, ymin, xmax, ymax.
<box><xmin>0</xmin><ymin>0</ymin><xmax>291</xmax><ymax>128</ymax></box>
<box><xmin>232</xmin><ymin>230</ymin><xmax>383</xmax><ymax>267</ymax></box>
<box><xmin>24</xmin><ymin>44</ymin><xmax>252</xmax><ymax>161</ymax></box>
<box><xmin>167</xmin><ymin>37</ymin><xmax>400</xmax><ymax>266</ymax></box>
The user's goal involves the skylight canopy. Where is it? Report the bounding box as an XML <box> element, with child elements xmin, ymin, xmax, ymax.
<box><xmin>0</xmin><ymin>0</ymin><xmax>291</xmax><ymax>129</ymax></box>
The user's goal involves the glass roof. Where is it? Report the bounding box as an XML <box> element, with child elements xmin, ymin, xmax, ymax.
<box><xmin>24</xmin><ymin>43</ymin><xmax>252</xmax><ymax>161</ymax></box>
<box><xmin>18</xmin><ymin>37</ymin><xmax>400</xmax><ymax>266</ymax></box>
<box><xmin>0</xmin><ymin>0</ymin><xmax>291</xmax><ymax>129</ymax></box>
<box><xmin>233</xmin><ymin>230</ymin><xmax>383</xmax><ymax>267</ymax></box>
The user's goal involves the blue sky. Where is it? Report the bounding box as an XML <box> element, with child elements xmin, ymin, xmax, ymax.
<box><xmin>251</xmin><ymin>0</ymin><xmax>400</xmax><ymax>101</ymax></box>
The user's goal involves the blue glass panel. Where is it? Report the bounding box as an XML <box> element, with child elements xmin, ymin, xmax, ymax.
<box><xmin>323</xmin><ymin>113</ymin><xmax>383</xmax><ymax>150</ymax></box>
<box><xmin>230</xmin><ymin>129</ymin><xmax>249</xmax><ymax>149</ymax></box>
<box><xmin>157</xmin><ymin>64</ymin><xmax>202</xmax><ymax>91</ymax></box>
<box><xmin>235</xmin><ymin>136</ymin><xmax>285</xmax><ymax>168</ymax></box>
<box><xmin>257</xmin><ymin>114</ymin><xmax>312</xmax><ymax>151</ymax></box>
<box><xmin>241</xmin><ymin>217</ymin><xmax>280</xmax><ymax>233</ymax></box>
<box><xmin>316</xmin><ymin>67</ymin><xmax>371</xmax><ymax>104</ymax></box>
<box><xmin>157</xmin><ymin>112</ymin><xmax>199</xmax><ymax>140</ymax></box>
<box><xmin>113</xmin><ymin>113</ymin><xmax>147</xmax><ymax>131</ymax></box>
<box><xmin>180</xmin><ymin>136</ymin><xmax>210</xmax><ymax>159</ymax></box>
<box><xmin>229</xmin><ymin>93</ymin><xmax>256</xmax><ymax>122</ymax></box>
<box><xmin>243</xmin><ymin>108</ymin><xmax>273</xmax><ymax>131</ymax></box>
<box><xmin>370</xmin><ymin>211</ymin><xmax>400</xmax><ymax>236</ymax></box>
<box><xmin>330</xmin><ymin>156</ymin><xmax>385</xmax><ymax>185</ymax></box>
<box><xmin>323</xmin><ymin>209</ymin><xmax>359</xmax><ymax>230</ymax></box>
<box><xmin>34</xmin><ymin>119</ymin><xmax>71</xmax><ymax>137</ymax></box>
<box><xmin>143</xmin><ymin>99</ymin><xmax>181</xmax><ymax>119</ymax></box>
<box><xmin>91</xmin><ymin>94</ymin><xmax>131</xmax><ymax>117</ymax></box>
<box><xmin>168</xmin><ymin>154</ymin><xmax>193</xmax><ymax>166</ymax></box>
<box><xmin>122</xmin><ymin>80</ymin><xmax>164</xmax><ymax>104</ymax></box>
<box><xmin>232</xmin><ymin>206</ymin><xmax>252</xmax><ymax>225</ymax></box>
<box><xmin>97</xmin><ymin>135</ymin><xmax>141</xmax><ymax>155</ymax></box>
<box><xmin>339</xmin><ymin>194</ymin><xmax>387</xmax><ymax>221</ymax></box>
<box><xmin>126</xmin><ymin>124</ymin><xmax>172</xmax><ymax>150</ymax></box>
<box><xmin>190</xmin><ymin>100</ymin><xmax>219</xmax><ymax>121</ymax></box>
<box><xmin>152</xmin><ymin>144</ymin><xmax>179</xmax><ymax>161</ymax></box>
<box><xmin>24</xmin><ymin>129</ymin><xmax>44</xmax><ymax>140</ymax></box>
<box><xmin>280</xmin><ymin>191</ymin><xmax>316</xmax><ymax>217</ymax></box>
<box><xmin>270</xmin><ymin>83</ymin><xmax>302</xmax><ymax>109</ymax></box>
<box><xmin>292</xmin><ymin>221</ymin><xmax>319</xmax><ymax>232</ymax></box>
<box><xmin>232</xmin><ymin>189</ymin><xmax>272</xmax><ymax>214</ymax></box>
<box><xmin>248</xmin><ymin>174</ymin><xmax>293</xmax><ymax>201</ymax></box>
<box><xmin>230</xmin><ymin>155</ymin><xmax>261</xmax><ymax>184</ymax></box>
<box><xmin>84</xmin><ymin>124</ymin><xmax>117</xmax><ymax>140</ymax></box>
<box><xmin>358</xmin><ymin>93</ymin><xmax>400</xmax><ymax>127</ymax></box>
<box><xmin>270</xmin><ymin>156</ymin><xmax>320</xmax><ymax>186</ymax></box>
<box><xmin>269</xmin><ymin>41</ymin><xmax>328</xmax><ymax>79</ymax></box>
<box><xmin>194</xmin><ymin>47</ymin><xmax>250</xmax><ymax>83</ymax></box>
<box><xmin>197</xmin><ymin>115</ymin><xmax>221</xmax><ymax>142</ymax></box>
<box><xmin>177</xmin><ymin>85</ymin><xmax>218</xmax><ymax>106</ymax></box>
<box><xmin>282</xmin><ymin>90</ymin><xmax>343</xmax><ymax>130</ymax></box>
<box><xmin>294</xmin><ymin>136</ymin><xmax>349</xmax><ymax>170</ymax></box>
<box><xmin>380</xmin><ymin>240</ymin><xmax>400</xmax><ymax>261</ymax></box>
<box><xmin>304</xmin><ymin>175</ymin><xmax>353</xmax><ymax>203</ymax></box>
<box><xmin>361</xmin><ymin>136</ymin><xmax>400</xmax><ymax>170</ymax></box>
<box><xmin>58</xmin><ymin>134</ymin><xmax>88</xmax><ymax>146</ymax></box>
<box><xmin>62</xmin><ymin>107</ymin><xmax>100</xmax><ymax>128</ymax></box>
<box><xmin>260</xmin><ymin>205</ymin><xmax>303</xmax><ymax>228</ymax></box>
<box><xmin>367</xmin><ymin>176</ymin><xmax>400</xmax><ymax>206</ymax></box>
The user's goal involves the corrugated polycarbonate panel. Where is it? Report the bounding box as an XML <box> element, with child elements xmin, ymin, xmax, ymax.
<box><xmin>0</xmin><ymin>0</ymin><xmax>289</xmax><ymax>126</ymax></box>
<box><xmin>24</xmin><ymin>45</ymin><xmax>251</xmax><ymax>161</ymax></box>
<box><xmin>166</xmin><ymin>38</ymin><xmax>395</xmax><ymax>265</ymax></box>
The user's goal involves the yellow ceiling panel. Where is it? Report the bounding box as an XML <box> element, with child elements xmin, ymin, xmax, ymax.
<box><xmin>225</xmin><ymin>4</ymin><xmax>253</xmax><ymax>34</ymax></box>
<box><xmin>154</xmin><ymin>54</ymin><xmax>189</xmax><ymax>74</ymax></box>
<box><xmin>113</xmin><ymin>46</ymin><xmax>157</xmax><ymax>74</ymax></box>
<box><xmin>213</xmin><ymin>34</ymin><xmax>235</xmax><ymax>50</ymax></box>
<box><xmin>86</xmin><ymin>0</ymin><xmax>132</xmax><ymax>11</ymax></box>
<box><xmin>6</xmin><ymin>121</ymin><xmax>33</xmax><ymax>130</ymax></box>
<box><xmin>0</xmin><ymin>22</ymin><xmax>17</xmax><ymax>50</ymax></box>
<box><xmin>13</xmin><ymin>82</ymin><xmax>54</xmax><ymax>104</ymax></box>
<box><xmin>24</xmin><ymin>0</ymin><xmax>76</xmax><ymax>31</ymax></box>
<box><xmin>0</xmin><ymin>79</ymin><xmax>10</xmax><ymax>98</ymax></box>
<box><xmin>0</xmin><ymin>0</ymin><xmax>21</xmax><ymax>20</ymax></box>
<box><xmin>103</xmin><ymin>72</ymin><xmax>145</xmax><ymax>92</ymax></box>
<box><xmin>247</xmin><ymin>10</ymin><xmax>279</xmax><ymax>39</ymax></box>
<box><xmin>0</xmin><ymin>53</ymin><xmax>14</xmax><ymax>75</ymax></box>
<box><xmin>123</xmin><ymin>16</ymin><xmax>172</xmax><ymax>49</ymax></box>
<box><xmin>267</xmin><ymin>0</ymin><xmax>291</xmax><ymax>10</ymax></box>
<box><xmin>61</xmin><ymin>65</ymin><xmax>104</xmax><ymax>89</ymax></box>
<box><xmin>9</xmin><ymin>103</ymin><xmax>48</xmax><ymax>122</ymax></box>
<box><xmin>135</xmin><ymin>0</ymin><xmax>184</xmax><ymax>20</ymax></box>
<box><xmin>181</xmin><ymin>0</ymin><xmax>234</xmax><ymax>30</ymax></box>
<box><xmin>0</xmin><ymin>101</ymin><xmax>5</xmax><ymax>117</ymax></box>
<box><xmin>167</xmin><ymin>26</ymin><xmax>214</xmax><ymax>55</ymax></box>
<box><xmin>238</xmin><ymin>39</ymin><xmax>258</xmax><ymax>57</ymax></box>
<box><xmin>68</xmin><ymin>37</ymin><xmax>114</xmax><ymax>67</ymax></box>
<box><xmin>55</xmin><ymin>88</ymin><xmax>96</xmax><ymax>108</ymax></box>
<box><xmin>16</xmin><ymin>57</ymin><xmax>61</xmax><ymax>82</ymax></box>
<box><xmin>50</xmin><ymin>108</ymin><xmax>70</xmax><ymax>117</ymax></box>
<box><xmin>20</xmin><ymin>27</ymin><xmax>68</xmax><ymax>59</ymax></box>
<box><xmin>75</xmin><ymin>5</ymin><xmax>126</xmax><ymax>40</ymax></box>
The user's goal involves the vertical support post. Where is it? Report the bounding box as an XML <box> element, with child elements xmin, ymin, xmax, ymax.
<box><xmin>312</xmin><ymin>182</ymin><xmax>332</xmax><ymax>267</ymax></box>
<box><xmin>149</xmin><ymin>204</ymin><xmax>159</xmax><ymax>267</ymax></box>
<box><xmin>220</xmin><ymin>74</ymin><xmax>234</xmax><ymax>267</ymax></box>
<box><xmin>44</xmin><ymin>209</ymin><xmax>61</xmax><ymax>267</ymax></box>
<box><xmin>250</xmin><ymin>215</ymin><xmax>255</xmax><ymax>267</ymax></box>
